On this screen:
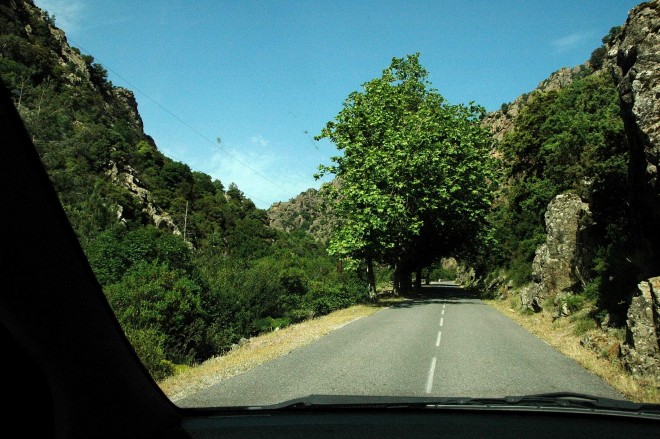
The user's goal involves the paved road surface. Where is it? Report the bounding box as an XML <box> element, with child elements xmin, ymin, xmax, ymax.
<box><xmin>178</xmin><ymin>282</ymin><xmax>622</xmax><ymax>407</ymax></box>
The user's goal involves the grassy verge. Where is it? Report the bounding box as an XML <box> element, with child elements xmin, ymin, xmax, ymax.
<box><xmin>158</xmin><ymin>302</ymin><xmax>395</xmax><ymax>402</ymax></box>
<box><xmin>485</xmin><ymin>298</ymin><xmax>659</xmax><ymax>403</ymax></box>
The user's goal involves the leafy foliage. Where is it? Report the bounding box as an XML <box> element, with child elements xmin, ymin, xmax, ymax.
<box><xmin>488</xmin><ymin>72</ymin><xmax>633</xmax><ymax>316</ymax></box>
<box><xmin>316</xmin><ymin>53</ymin><xmax>496</xmax><ymax>294</ymax></box>
<box><xmin>0</xmin><ymin>2</ymin><xmax>368</xmax><ymax>379</ymax></box>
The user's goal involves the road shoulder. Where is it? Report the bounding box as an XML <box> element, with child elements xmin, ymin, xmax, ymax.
<box><xmin>485</xmin><ymin>298</ymin><xmax>658</xmax><ymax>402</ymax></box>
<box><xmin>158</xmin><ymin>303</ymin><xmax>389</xmax><ymax>402</ymax></box>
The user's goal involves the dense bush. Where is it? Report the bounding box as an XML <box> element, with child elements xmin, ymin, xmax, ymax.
<box><xmin>485</xmin><ymin>72</ymin><xmax>633</xmax><ymax>317</ymax></box>
<box><xmin>0</xmin><ymin>3</ymin><xmax>369</xmax><ymax>381</ymax></box>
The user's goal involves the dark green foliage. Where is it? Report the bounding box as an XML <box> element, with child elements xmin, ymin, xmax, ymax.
<box><xmin>82</xmin><ymin>54</ymin><xmax>113</xmax><ymax>94</ymax></box>
<box><xmin>572</xmin><ymin>315</ymin><xmax>598</xmax><ymax>336</ymax></box>
<box><xmin>85</xmin><ymin>226</ymin><xmax>195</xmax><ymax>286</ymax></box>
<box><xmin>589</xmin><ymin>27</ymin><xmax>621</xmax><ymax>72</ymax></box>
<box><xmin>124</xmin><ymin>327</ymin><xmax>174</xmax><ymax>381</ymax></box>
<box><xmin>316</xmin><ymin>53</ymin><xmax>496</xmax><ymax>295</ymax></box>
<box><xmin>590</xmin><ymin>46</ymin><xmax>607</xmax><ymax>70</ymax></box>
<box><xmin>602</xmin><ymin>26</ymin><xmax>622</xmax><ymax>45</ymax></box>
<box><xmin>488</xmin><ymin>72</ymin><xmax>633</xmax><ymax>317</ymax></box>
<box><xmin>105</xmin><ymin>262</ymin><xmax>207</xmax><ymax>363</ymax></box>
<box><xmin>0</xmin><ymin>3</ymin><xmax>369</xmax><ymax>380</ymax></box>
<box><xmin>428</xmin><ymin>264</ymin><xmax>457</xmax><ymax>282</ymax></box>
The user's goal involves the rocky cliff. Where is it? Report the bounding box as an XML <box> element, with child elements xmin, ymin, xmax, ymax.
<box><xmin>622</xmin><ymin>277</ymin><xmax>660</xmax><ymax>379</ymax></box>
<box><xmin>607</xmin><ymin>0</ymin><xmax>660</xmax><ymax>274</ymax></box>
<box><xmin>1</xmin><ymin>0</ymin><xmax>181</xmax><ymax>234</ymax></box>
<box><xmin>482</xmin><ymin>65</ymin><xmax>591</xmax><ymax>141</ymax></box>
<box><xmin>605</xmin><ymin>0</ymin><xmax>660</xmax><ymax>380</ymax></box>
<box><xmin>267</xmin><ymin>185</ymin><xmax>336</xmax><ymax>242</ymax></box>
<box><xmin>497</xmin><ymin>0</ymin><xmax>660</xmax><ymax>382</ymax></box>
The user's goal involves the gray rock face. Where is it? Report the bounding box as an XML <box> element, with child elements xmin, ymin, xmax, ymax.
<box><xmin>521</xmin><ymin>193</ymin><xmax>592</xmax><ymax>311</ymax></box>
<box><xmin>482</xmin><ymin>65</ymin><xmax>590</xmax><ymax>142</ymax></box>
<box><xmin>621</xmin><ymin>277</ymin><xmax>660</xmax><ymax>380</ymax></box>
<box><xmin>267</xmin><ymin>184</ymin><xmax>337</xmax><ymax>242</ymax></box>
<box><xmin>608</xmin><ymin>0</ymin><xmax>660</xmax><ymax>263</ymax></box>
<box><xmin>107</xmin><ymin>162</ymin><xmax>181</xmax><ymax>235</ymax></box>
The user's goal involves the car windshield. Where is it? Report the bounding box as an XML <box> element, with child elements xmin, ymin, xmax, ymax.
<box><xmin>2</xmin><ymin>0</ymin><xmax>658</xmax><ymax>409</ymax></box>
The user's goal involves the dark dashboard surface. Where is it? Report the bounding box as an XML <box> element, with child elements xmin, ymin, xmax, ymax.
<box><xmin>179</xmin><ymin>408</ymin><xmax>659</xmax><ymax>439</ymax></box>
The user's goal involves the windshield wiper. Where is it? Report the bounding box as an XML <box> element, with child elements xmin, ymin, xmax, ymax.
<box><xmin>270</xmin><ymin>393</ymin><xmax>660</xmax><ymax>418</ymax></box>
<box><xmin>430</xmin><ymin>393</ymin><xmax>660</xmax><ymax>420</ymax></box>
<box><xmin>429</xmin><ymin>392</ymin><xmax>656</xmax><ymax>411</ymax></box>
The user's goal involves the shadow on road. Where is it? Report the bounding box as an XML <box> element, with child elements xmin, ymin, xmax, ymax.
<box><xmin>386</xmin><ymin>282</ymin><xmax>483</xmax><ymax>309</ymax></box>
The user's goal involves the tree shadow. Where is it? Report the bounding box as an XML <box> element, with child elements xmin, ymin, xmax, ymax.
<box><xmin>386</xmin><ymin>282</ymin><xmax>482</xmax><ymax>309</ymax></box>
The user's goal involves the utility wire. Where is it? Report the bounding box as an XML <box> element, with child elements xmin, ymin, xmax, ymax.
<box><xmin>67</xmin><ymin>38</ymin><xmax>295</xmax><ymax>203</ymax></box>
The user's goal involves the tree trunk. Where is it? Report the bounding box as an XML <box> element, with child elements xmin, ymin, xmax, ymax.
<box><xmin>393</xmin><ymin>264</ymin><xmax>401</xmax><ymax>296</ymax></box>
<box><xmin>400</xmin><ymin>267</ymin><xmax>411</xmax><ymax>295</ymax></box>
<box><xmin>415</xmin><ymin>268</ymin><xmax>422</xmax><ymax>291</ymax></box>
<box><xmin>366</xmin><ymin>256</ymin><xmax>377</xmax><ymax>301</ymax></box>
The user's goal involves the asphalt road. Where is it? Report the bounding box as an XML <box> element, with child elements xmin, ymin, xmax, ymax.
<box><xmin>178</xmin><ymin>282</ymin><xmax>623</xmax><ymax>407</ymax></box>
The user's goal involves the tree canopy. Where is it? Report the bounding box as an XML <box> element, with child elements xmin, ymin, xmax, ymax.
<box><xmin>316</xmin><ymin>53</ymin><xmax>496</xmax><ymax>295</ymax></box>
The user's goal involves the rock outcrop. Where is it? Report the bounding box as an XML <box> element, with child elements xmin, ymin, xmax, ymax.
<box><xmin>607</xmin><ymin>0</ymin><xmax>660</xmax><ymax>271</ymax></box>
<box><xmin>621</xmin><ymin>277</ymin><xmax>660</xmax><ymax>380</ymax></box>
<box><xmin>482</xmin><ymin>65</ymin><xmax>591</xmax><ymax>142</ymax></box>
<box><xmin>267</xmin><ymin>185</ymin><xmax>335</xmax><ymax>242</ymax></box>
<box><xmin>520</xmin><ymin>193</ymin><xmax>592</xmax><ymax>311</ymax></box>
<box><xmin>107</xmin><ymin>162</ymin><xmax>180</xmax><ymax>235</ymax></box>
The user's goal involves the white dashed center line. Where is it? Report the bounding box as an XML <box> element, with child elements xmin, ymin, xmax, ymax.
<box><xmin>427</xmin><ymin>305</ymin><xmax>446</xmax><ymax>393</ymax></box>
<box><xmin>425</xmin><ymin>356</ymin><xmax>437</xmax><ymax>393</ymax></box>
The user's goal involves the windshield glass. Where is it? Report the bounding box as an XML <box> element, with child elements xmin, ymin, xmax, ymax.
<box><xmin>3</xmin><ymin>0</ymin><xmax>657</xmax><ymax>408</ymax></box>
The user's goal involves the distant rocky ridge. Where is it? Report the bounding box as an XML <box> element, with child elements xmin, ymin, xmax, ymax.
<box><xmin>267</xmin><ymin>186</ymin><xmax>335</xmax><ymax>242</ymax></box>
<box><xmin>482</xmin><ymin>65</ymin><xmax>591</xmax><ymax>141</ymax></box>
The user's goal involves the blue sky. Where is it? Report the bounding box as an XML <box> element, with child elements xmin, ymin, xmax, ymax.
<box><xmin>35</xmin><ymin>0</ymin><xmax>639</xmax><ymax>208</ymax></box>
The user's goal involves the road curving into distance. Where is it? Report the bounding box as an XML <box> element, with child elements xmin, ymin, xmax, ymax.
<box><xmin>178</xmin><ymin>282</ymin><xmax>622</xmax><ymax>407</ymax></box>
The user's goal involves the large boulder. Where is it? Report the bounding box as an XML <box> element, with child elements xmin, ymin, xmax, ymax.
<box><xmin>521</xmin><ymin>193</ymin><xmax>592</xmax><ymax>311</ymax></box>
<box><xmin>621</xmin><ymin>277</ymin><xmax>660</xmax><ymax>379</ymax></box>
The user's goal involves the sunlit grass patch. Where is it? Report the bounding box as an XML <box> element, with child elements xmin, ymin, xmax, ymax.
<box><xmin>158</xmin><ymin>303</ymin><xmax>385</xmax><ymax>402</ymax></box>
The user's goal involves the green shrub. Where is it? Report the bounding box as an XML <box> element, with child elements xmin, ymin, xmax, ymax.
<box><xmin>252</xmin><ymin>316</ymin><xmax>292</xmax><ymax>333</ymax></box>
<box><xmin>305</xmin><ymin>278</ymin><xmax>366</xmax><ymax>316</ymax></box>
<box><xmin>104</xmin><ymin>261</ymin><xmax>208</xmax><ymax>364</ymax></box>
<box><xmin>429</xmin><ymin>265</ymin><xmax>457</xmax><ymax>281</ymax></box>
<box><xmin>507</xmin><ymin>260</ymin><xmax>533</xmax><ymax>287</ymax></box>
<box><xmin>564</xmin><ymin>294</ymin><xmax>586</xmax><ymax>312</ymax></box>
<box><xmin>285</xmin><ymin>307</ymin><xmax>315</xmax><ymax>323</ymax></box>
<box><xmin>589</xmin><ymin>46</ymin><xmax>606</xmax><ymax>70</ymax></box>
<box><xmin>124</xmin><ymin>326</ymin><xmax>174</xmax><ymax>381</ymax></box>
<box><xmin>573</xmin><ymin>316</ymin><xmax>597</xmax><ymax>336</ymax></box>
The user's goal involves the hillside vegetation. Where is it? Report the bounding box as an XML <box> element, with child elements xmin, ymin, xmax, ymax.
<box><xmin>2</xmin><ymin>0</ymin><xmax>657</xmax><ymax>392</ymax></box>
<box><xmin>485</xmin><ymin>71</ymin><xmax>632</xmax><ymax>314</ymax></box>
<box><xmin>0</xmin><ymin>0</ymin><xmax>367</xmax><ymax>380</ymax></box>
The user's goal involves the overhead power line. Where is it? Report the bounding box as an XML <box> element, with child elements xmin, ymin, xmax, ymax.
<box><xmin>67</xmin><ymin>38</ymin><xmax>295</xmax><ymax>203</ymax></box>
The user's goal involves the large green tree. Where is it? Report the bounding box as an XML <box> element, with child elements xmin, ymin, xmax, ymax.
<box><xmin>316</xmin><ymin>53</ymin><xmax>496</xmax><ymax>296</ymax></box>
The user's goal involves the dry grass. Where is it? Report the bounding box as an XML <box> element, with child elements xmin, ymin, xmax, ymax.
<box><xmin>486</xmin><ymin>298</ymin><xmax>659</xmax><ymax>403</ymax></box>
<box><xmin>158</xmin><ymin>303</ymin><xmax>385</xmax><ymax>402</ymax></box>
